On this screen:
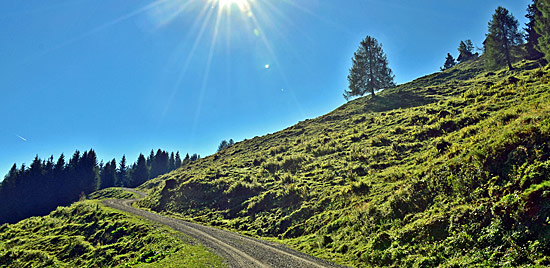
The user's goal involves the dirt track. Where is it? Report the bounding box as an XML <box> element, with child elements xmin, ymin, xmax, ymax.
<box><xmin>102</xmin><ymin>188</ymin><xmax>346</xmax><ymax>268</ymax></box>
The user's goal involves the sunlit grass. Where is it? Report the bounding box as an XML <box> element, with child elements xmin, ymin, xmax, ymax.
<box><xmin>137</xmin><ymin>57</ymin><xmax>550</xmax><ymax>267</ymax></box>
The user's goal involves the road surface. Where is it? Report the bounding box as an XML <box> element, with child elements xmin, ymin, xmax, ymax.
<box><xmin>102</xmin><ymin>188</ymin><xmax>346</xmax><ymax>268</ymax></box>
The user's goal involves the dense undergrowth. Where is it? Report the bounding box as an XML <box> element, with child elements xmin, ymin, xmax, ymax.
<box><xmin>138</xmin><ymin>57</ymin><xmax>550</xmax><ymax>267</ymax></box>
<box><xmin>0</xmin><ymin>201</ymin><xmax>224</xmax><ymax>268</ymax></box>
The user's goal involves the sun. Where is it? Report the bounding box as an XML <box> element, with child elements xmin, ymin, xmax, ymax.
<box><xmin>214</xmin><ymin>0</ymin><xmax>252</xmax><ymax>12</ymax></box>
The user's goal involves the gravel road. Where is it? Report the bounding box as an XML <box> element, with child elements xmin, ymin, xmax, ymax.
<box><xmin>102</xmin><ymin>188</ymin><xmax>347</xmax><ymax>268</ymax></box>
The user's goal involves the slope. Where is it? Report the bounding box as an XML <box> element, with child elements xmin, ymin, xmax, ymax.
<box><xmin>0</xmin><ymin>193</ymin><xmax>224</xmax><ymax>267</ymax></box>
<box><xmin>137</xmin><ymin>58</ymin><xmax>550</xmax><ymax>267</ymax></box>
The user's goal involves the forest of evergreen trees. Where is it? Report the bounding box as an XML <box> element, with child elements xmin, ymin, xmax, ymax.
<box><xmin>0</xmin><ymin>149</ymin><xmax>200</xmax><ymax>224</ymax></box>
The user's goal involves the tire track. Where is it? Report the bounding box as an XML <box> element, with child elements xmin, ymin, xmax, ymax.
<box><xmin>102</xmin><ymin>188</ymin><xmax>346</xmax><ymax>268</ymax></box>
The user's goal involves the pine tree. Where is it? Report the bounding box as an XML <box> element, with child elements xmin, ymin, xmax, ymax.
<box><xmin>441</xmin><ymin>53</ymin><xmax>457</xmax><ymax>70</ymax></box>
<box><xmin>117</xmin><ymin>155</ymin><xmax>128</xmax><ymax>186</ymax></box>
<box><xmin>175</xmin><ymin>152</ymin><xmax>182</xmax><ymax>169</ymax></box>
<box><xmin>169</xmin><ymin>152</ymin><xmax>175</xmax><ymax>171</ymax></box>
<box><xmin>344</xmin><ymin>35</ymin><xmax>395</xmax><ymax>100</ymax></box>
<box><xmin>485</xmin><ymin>7</ymin><xmax>523</xmax><ymax>70</ymax></box>
<box><xmin>218</xmin><ymin>140</ymin><xmax>229</xmax><ymax>152</ymax></box>
<box><xmin>99</xmin><ymin>159</ymin><xmax>117</xmax><ymax>189</ymax></box>
<box><xmin>535</xmin><ymin>0</ymin><xmax>550</xmax><ymax>61</ymax></box>
<box><xmin>526</xmin><ymin>1</ymin><xmax>545</xmax><ymax>59</ymax></box>
<box><xmin>131</xmin><ymin>154</ymin><xmax>148</xmax><ymax>187</ymax></box>
<box><xmin>457</xmin><ymin>40</ymin><xmax>475</xmax><ymax>62</ymax></box>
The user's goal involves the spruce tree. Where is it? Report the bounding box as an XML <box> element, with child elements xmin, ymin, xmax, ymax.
<box><xmin>457</xmin><ymin>40</ymin><xmax>475</xmax><ymax>62</ymax></box>
<box><xmin>218</xmin><ymin>140</ymin><xmax>229</xmax><ymax>152</ymax></box>
<box><xmin>535</xmin><ymin>0</ymin><xmax>550</xmax><ymax>61</ymax></box>
<box><xmin>485</xmin><ymin>7</ymin><xmax>523</xmax><ymax>70</ymax></box>
<box><xmin>175</xmin><ymin>152</ymin><xmax>182</xmax><ymax>169</ymax></box>
<box><xmin>169</xmin><ymin>152</ymin><xmax>175</xmax><ymax>170</ymax></box>
<box><xmin>117</xmin><ymin>155</ymin><xmax>128</xmax><ymax>186</ymax></box>
<box><xmin>441</xmin><ymin>53</ymin><xmax>457</xmax><ymax>70</ymax></box>
<box><xmin>344</xmin><ymin>35</ymin><xmax>394</xmax><ymax>100</ymax></box>
<box><xmin>131</xmin><ymin>154</ymin><xmax>148</xmax><ymax>187</ymax></box>
<box><xmin>526</xmin><ymin>1</ymin><xmax>545</xmax><ymax>59</ymax></box>
<box><xmin>99</xmin><ymin>159</ymin><xmax>117</xmax><ymax>189</ymax></box>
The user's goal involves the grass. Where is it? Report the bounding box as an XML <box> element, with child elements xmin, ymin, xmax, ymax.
<box><xmin>136</xmin><ymin>57</ymin><xmax>550</xmax><ymax>267</ymax></box>
<box><xmin>88</xmin><ymin>187</ymin><xmax>141</xmax><ymax>200</ymax></box>
<box><xmin>0</xmin><ymin>201</ymin><xmax>225</xmax><ymax>268</ymax></box>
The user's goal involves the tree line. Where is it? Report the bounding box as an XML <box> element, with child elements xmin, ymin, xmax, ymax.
<box><xmin>345</xmin><ymin>0</ymin><xmax>550</xmax><ymax>99</ymax></box>
<box><xmin>0</xmin><ymin>149</ymin><xmax>199</xmax><ymax>224</ymax></box>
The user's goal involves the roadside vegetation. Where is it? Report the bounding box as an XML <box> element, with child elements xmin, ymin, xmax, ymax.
<box><xmin>88</xmin><ymin>187</ymin><xmax>142</xmax><ymax>200</ymax></box>
<box><xmin>138</xmin><ymin>56</ymin><xmax>550</xmax><ymax>267</ymax></box>
<box><xmin>0</xmin><ymin>200</ymin><xmax>224</xmax><ymax>267</ymax></box>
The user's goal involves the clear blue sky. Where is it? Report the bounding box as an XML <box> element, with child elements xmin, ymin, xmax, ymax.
<box><xmin>0</xmin><ymin>0</ymin><xmax>530</xmax><ymax>178</ymax></box>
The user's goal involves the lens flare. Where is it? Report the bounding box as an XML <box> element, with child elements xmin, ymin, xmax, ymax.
<box><xmin>212</xmin><ymin>0</ymin><xmax>251</xmax><ymax>12</ymax></box>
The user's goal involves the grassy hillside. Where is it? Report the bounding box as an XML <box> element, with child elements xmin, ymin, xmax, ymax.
<box><xmin>88</xmin><ymin>187</ymin><xmax>141</xmax><ymax>200</ymax></box>
<box><xmin>0</xmin><ymin>200</ymin><xmax>224</xmax><ymax>267</ymax></box>
<box><xmin>137</xmin><ymin>58</ymin><xmax>550</xmax><ymax>267</ymax></box>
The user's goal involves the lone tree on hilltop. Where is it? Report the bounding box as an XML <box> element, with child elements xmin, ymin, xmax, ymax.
<box><xmin>457</xmin><ymin>40</ymin><xmax>476</xmax><ymax>62</ymax></box>
<box><xmin>534</xmin><ymin>0</ymin><xmax>550</xmax><ymax>62</ymax></box>
<box><xmin>485</xmin><ymin>7</ymin><xmax>523</xmax><ymax>70</ymax></box>
<box><xmin>344</xmin><ymin>35</ymin><xmax>394</xmax><ymax>100</ymax></box>
<box><xmin>441</xmin><ymin>53</ymin><xmax>457</xmax><ymax>70</ymax></box>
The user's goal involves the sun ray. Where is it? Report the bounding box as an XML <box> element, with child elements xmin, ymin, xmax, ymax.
<box><xmin>192</xmin><ymin>4</ymin><xmax>224</xmax><ymax>133</ymax></box>
<box><xmin>160</xmin><ymin>3</ymin><xmax>216</xmax><ymax>121</ymax></box>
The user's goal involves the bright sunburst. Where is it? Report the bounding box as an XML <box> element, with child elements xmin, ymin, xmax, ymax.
<box><xmin>212</xmin><ymin>0</ymin><xmax>252</xmax><ymax>12</ymax></box>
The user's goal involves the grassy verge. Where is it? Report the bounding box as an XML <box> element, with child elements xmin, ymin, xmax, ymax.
<box><xmin>0</xmin><ymin>201</ymin><xmax>225</xmax><ymax>268</ymax></box>
<box><xmin>88</xmin><ymin>187</ymin><xmax>141</xmax><ymax>200</ymax></box>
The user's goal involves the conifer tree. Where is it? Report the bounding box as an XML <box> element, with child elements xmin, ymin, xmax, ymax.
<box><xmin>169</xmin><ymin>152</ymin><xmax>175</xmax><ymax>170</ymax></box>
<box><xmin>535</xmin><ymin>0</ymin><xmax>550</xmax><ymax>61</ymax></box>
<box><xmin>485</xmin><ymin>7</ymin><xmax>523</xmax><ymax>70</ymax></box>
<box><xmin>184</xmin><ymin>153</ymin><xmax>190</xmax><ymax>165</ymax></box>
<box><xmin>526</xmin><ymin>1</ymin><xmax>545</xmax><ymax>59</ymax></box>
<box><xmin>131</xmin><ymin>154</ymin><xmax>148</xmax><ymax>187</ymax></box>
<box><xmin>99</xmin><ymin>159</ymin><xmax>117</xmax><ymax>189</ymax></box>
<box><xmin>218</xmin><ymin>140</ymin><xmax>229</xmax><ymax>152</ymax></box>
<box><xmin>441</xmin><ymin>53</ymin><xmax>457</xmax><ymax>70</ymax></box>
<box><xmin>175</xmin><ymin>152</ymin><xmax>182</xmax><ymax>169</ymax></box>
<box><xmin>457</xmin><ymin>40</ymin><xmax>475</xmax><ymax>62</ymax></box>
<box><xmin>117</xmin><ymin>155</ymin><xmax>128</xmax><ymax>186</ymax></box>
<box><xmin>344</xmin><ymin>35</ymin><xmax>394</xmax><ymax>100</ymax></box>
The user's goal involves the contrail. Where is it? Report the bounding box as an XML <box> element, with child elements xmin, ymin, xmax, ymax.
<box><xmin>16</xmin><ymin>135</ymin><xmax>27</xmax><ymax>142</ymax></box>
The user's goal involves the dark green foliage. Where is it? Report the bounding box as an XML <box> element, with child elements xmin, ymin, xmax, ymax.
<box><xmin>99</xmin><ymin>159</ymin><xmax>117</xmax><ymax>189</ymax></box>
<box><xmin>217</xmin><ymin>139</ymin><xmax>236</xmax><ymax>152</ymax></box>
<box><xmin>117</xmin><ymin>155</ymin><xmax>128</xmax><ymax>186</ymax></box>
<box><xmin>526</xmin><ymin>1</ymin><xmax>545</xmax><ymax>60</ymax></box>
<box><xmin>457</xmin><ymin>40</ymin><xmax>476</xmax><ymax>62</ymax></box>
<box><xmin>485</xmin><ymin>7</ymin><xmax>524</xmax><ymax>70</ymax></box>
<box><xmin>441</xmin><ymin>53</ymin><xmax>456</xmax><ymax>70</ymax></box>
<box><xmin>535</xmin><ymin>0</ymin><xmax>550</xmax><ymax>62</ymax></box>
<box><xmin>150</xmin><ymin>149</ymin><xmax>170</xmax><ymax>179</ymax></box>
<box><xmin>344</xmin><ymin>35</ymin><xmax>395</xmax><ymax>100</ymax></box>
<box><xmin>0</xmin><ymin>148</ymin><xmax>195</xmax><ymax>224</ymax></box>
<box><xmin>130</xmin><ymin>154</ymin><xmax>149</xmax><ymax>188</ymax></box>
<box><xmin>0</xmin><ymin>150</ymin><xmax>99</xmax><ymax>224</ymax></box>
<box><xmin>175</xmin><ymin>152</ymin><xmax>182</xmax><ymax>169</ymax></box>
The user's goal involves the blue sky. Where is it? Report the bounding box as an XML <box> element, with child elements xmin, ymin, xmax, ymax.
<box><xmin>0</xmin><ymin>0</ymin><xmax>530</xmax><ymax>177</ymax></box>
